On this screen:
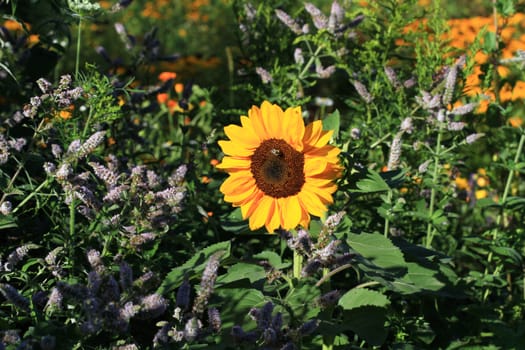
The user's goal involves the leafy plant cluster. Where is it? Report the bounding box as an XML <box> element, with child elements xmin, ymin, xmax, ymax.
<box><xmin>1</xmin><ymin>0</ymin><xmax>525</xmax><ymax>349</ymax></box>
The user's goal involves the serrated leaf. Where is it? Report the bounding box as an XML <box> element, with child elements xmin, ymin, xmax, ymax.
<box><xmin>157</xmin><ymin>241</ymin><xmax>231</xmax><ymax>294</ymax></box>
<box><xmin>216</xmin><ymin>263</ymin><xmax>266</xmax><ymax>284</ymax></box>
<box><xmin>353</xmin><ymin>169</ymin><xmax>390</xmax><ymax>193</ymax></box>
<box><xmin>338</xmin><ymin>288</ymin><xmax>390</xmax><ymax>310</ymax></box>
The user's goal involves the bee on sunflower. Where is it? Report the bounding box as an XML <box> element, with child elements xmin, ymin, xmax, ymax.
<box><xmin>217</xmin><ymin>101</ymin><xmax>342</xmax><ymax>233</ymax></box>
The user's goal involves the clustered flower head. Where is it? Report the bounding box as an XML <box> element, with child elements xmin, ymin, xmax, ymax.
<box><xmin>232</xmin><ymin>300</ymin><xmax>319</xmax><ymax>349</ymax></box>
<box><xmin>44</xmin><ymin>144</ymin><xmax>188</xmax><ymax>250</ymax></box>
<box><xmin>153</xmin><ymin>252</ymin><xmax>225</xmax><ymax>347</ymax></box>
<box><xmin>217</xmin><ymin>101</ymin><xmax>342</xmax><ymax>233</ymax></box>
<box><xmin>42</xmin><ymin>249</ymin><xmax>166</xmax><ymax>336</ymax></box>
<box><xmin>277</xmin><ymin>212</ymin><xmax>353</xmax><ymax>278</ymax></box>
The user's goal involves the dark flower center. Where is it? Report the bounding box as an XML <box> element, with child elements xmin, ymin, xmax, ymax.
<box><xmin>250</xmin><ymin>139</ymin><xmax>305</xmax><ymax>198</ymax></box>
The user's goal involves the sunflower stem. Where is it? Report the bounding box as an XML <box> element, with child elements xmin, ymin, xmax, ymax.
<box><xmin>293</xmin><ymin>249</ymin><xmax>303</xmax><ymax>279</ymax></box>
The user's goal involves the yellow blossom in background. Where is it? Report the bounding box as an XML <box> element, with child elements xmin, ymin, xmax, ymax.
<box><xmin>217</xmin><ymin>101</ymin><xmax>342</xmax><ymax>233</ymax></box>
<box><xmin>455</xmin><ymin>176</ymin><xmax>469</xmax><ymax>191</ymax></box>
<box><xmin>475</xmin><ymin>189</ymin><xmax>488</xmax><ymax>200</ymax></box>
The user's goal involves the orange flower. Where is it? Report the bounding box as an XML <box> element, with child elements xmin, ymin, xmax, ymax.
<box><xmin>509</xmin><ymin>116</ymin><xmax>523</xmax><ymax>128</ymax></box>
<box><xmin>499</xmin><ymin>83</ymin><xmax>513</xmax><ymax>102</ymax></box>
<box><xmin>512</xmin><ymin>81</ymin><xmax>525</xmax><ymax>100</ymax></box>
<box><xmin>158</xmin><ymin>72</ymin><xmax>177</xmax><ymax>82</ymax></box>
<box><xmin>157</xmin><ymin>93</ymin><xmax>169</xmax><ymax>104</ymax></box>
<box><xmin>174</xmin><ymin>83</ymin><xmax>184</xmax><ymax>94</ymax></box>
<box><xmin>3</xmin><ymin>20</ymin><xmax>26</xmax><ymax>31</ymax></box>
<box><xmin>58</xmin><ymin>110</ymin><xmax>72</xmax><ymax>120</ymax></box>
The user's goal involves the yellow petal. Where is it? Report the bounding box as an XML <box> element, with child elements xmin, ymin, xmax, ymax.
<box><xmin>249</xmin><ymin>195</ymin><xmax>274</xmax><ymax>231</ymax></box>
<box><xmin>303</xmin><ymin>182</ymin><xmax>335</xmax><ymax>204</ymax></box>
<box><xmin>298</xmin><ymin>187</ymin><xmax>328</xmax><ymax>217</ymax></box>
<box><xmin>241</xmin><ymin>191</ymin><xmax>263</xmax><ymax>220</ymax></box>
<box><xmin>304</xmin><ymin>157</ymin><xmax>328</xmax><ymax>176</ymax></box>
<box><xmin>303</xmin><ymin>120</ymin><xmax>323</xmax><ymax>146</ymax></box>
<box><xmin>240</xmin><ymin>115</ymin><xmax>262</xmax><ymax>142</ymax></box>
<box><xmin>220</xmin><ymin>171</ymin><xmax>253</xmax><ymax>194</ymax></box>
<box><xmin>218</xmin><ymin>140</ymin><xmax>254</xmax><ymax>157</ymax></box>
<box><xmin>280</xmin><ymin>195</ymin><xmax>302</xmax><ymax>230</ymax></box>
<box><xmin>224</xmin><ymin>185</ymin><xmax>258</xmax><ymax>204</ymax></box>
<box><xmin>216</xmin><ymin>156</ymin><xmax>251</xmax><ymax>170</ymax></box>
<box><xmin>249</xmin><ymin>105</ymin><xmax>269</xmax><ymax>140</ymax></box>
<box><xmin>314</xmin><ymin>130</ymin><xmax>333</xmax><ymax>147</ymax></box>
<box><xmin>224</xmin><ymin>124</ymin><xmax>260</xmax><ymax>149</ymax></box>
<box><xmin>266</xmin><ymin>199</ymin><xmax>281</xmax><ymax>233</ymax></box>
<box><xmin>284</xmin><ymin>106</ymin><xmax>305</xmax><ymax>150</ymax></box>
<box><xmin>261</xmin><ymin>101</ymin><xmax>284</xmax><ymax>139</ymax></box>
<box><xmin>299</xmin><ymin>205</ymin><xmax>310</xmax><ymax>228</ymax></box>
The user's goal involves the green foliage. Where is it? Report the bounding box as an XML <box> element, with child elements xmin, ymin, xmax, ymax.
<box><xmin>1</xmin><ymin>0</ymin><xmax>525</xmax><ymax>349</ymax></box>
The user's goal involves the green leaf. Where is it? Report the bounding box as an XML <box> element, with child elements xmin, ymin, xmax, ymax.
<box><xmin>285</xmin><ymin>282</ymin><xmax>321</xmax><ymax>320</ymax></box>
<box><xmin>482</xmin><ymin>31</ymin><xmax>497</xmax><ymax>52</ymax></box>
<box><xmin>0</xmin><ymin>216</ymin><xmax>17</xmax><ymax>230</ymax></box>
<box><xmin>157</xmin><ymin>241</ymin><xmax>231</xmax><ymax>294</ymax></box>
<box><xmin>346</xmin><ymin>232</ymin><xmax>406</xmax><ymax>272</ymax></box>
<box><xmin>220</xmin><ymin>208</ymin><xmax>250</xmax><ymax>232</ymax></box>
<box><xmin>393</xmin><ymin>262</ymin><xmax>445</xmax><ymax>293</ymax></box>
<box><xmin>213</xmin><ymin>288</ymin><xmax>266</xmax><ymax>331</ymax></box>
<box><xmin>338</xmin><ymin>288</ymin><xmax>390</xmax><ymax>310</ymax></box>
<box><xmin>216</xmin><ymin>263</ymin><xmax>266</xmax><ymax>285</ymax></box>
<box><xmin>496</xmin><ymin>0</ymin><xmax>515</xmax><ymax>16</ymax></box>
<box><xmin>322</xmin><ymin>109</ymin><xmax>340</xmax><ymax>140</ymax></box>
<box><xmin>253</xmin><ymin>251</ymin><xmax>291</xmax><ymax>269</ymax></box>
<box><xmin>344</xmin><ymin>306</ymin><xmax>388</xmax><ymax>346</ymax></box>
<box><xmin>352</xmin><ymin>169</ymin><xmax>390</xmax><ymax>193</ymax></box>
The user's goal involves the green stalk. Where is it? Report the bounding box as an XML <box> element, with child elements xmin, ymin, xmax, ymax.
<box><xmin>12</xmin><ymin>178</ymin><xmax>52</xmax><ymax>214</ymax></box>
<box><xmin>67</xmin><ymin>195</ymin><xmax>76</xmax><ymax>269</ymax></box>
<box><xmin>483</xmin><ymin>131</ymin><xmax>525</xmax><ymax>302</ymax></box>
<box><xmin>425</xmin><ymin>120</ymin><xmax>444</xmax><ymax>248</ymax></box>
<box><xmin>75</xmin><ymin>16</ymin><xmax>83</xmax><ymax>79</ymax></box>
<box><xmin>494</xmin><ymin>132</ymin><xmax>525</xmax><ymax>231</ymax></box>
<box><xmin>384</xmin><ymin>189</ymin><xmax>392</xmax><ymax>237</ymax></box>
<box><xmin>321</xmin><ymin>267</ymin><xmax>334</xmax><ymax>350</ymax></box>
<box><xmin>293</xmin><ymin>250</ymin><xmax>303</xmax><ymax>279</ymax></box>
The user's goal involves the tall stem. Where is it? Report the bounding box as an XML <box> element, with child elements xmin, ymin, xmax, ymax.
<box><xmin>293</xmin><ymin>250</ymin><xmax>303</xmax><ymax>279</ymax></box>
<box><xmin>75</xmin><ymin>16</ymin><xmax>83</xmax><ymax>79</ymax></box>
<box><xmin>483</xmin><ymin>132</ymin><xmax>525</xmax><ymax>302</ymax></box>
<box><xmin>425</xmin><ymin>121</ymin><xmax>444</xmax><ymax>248</ymax></box>
<box><xmin>494</xmin><ymin>132</ymin><xmax>525</xmax><ymax>232</ymax></box>
<box><xmin>384</xmin><ymin>189</ymin><xmax>392</xmax><ymax>237</ymax></box>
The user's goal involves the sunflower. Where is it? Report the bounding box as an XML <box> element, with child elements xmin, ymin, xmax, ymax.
<box><xmin>217</xmin><ymin>101</ymin><xmax>342</xmax><ymax>233</ymax></box>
